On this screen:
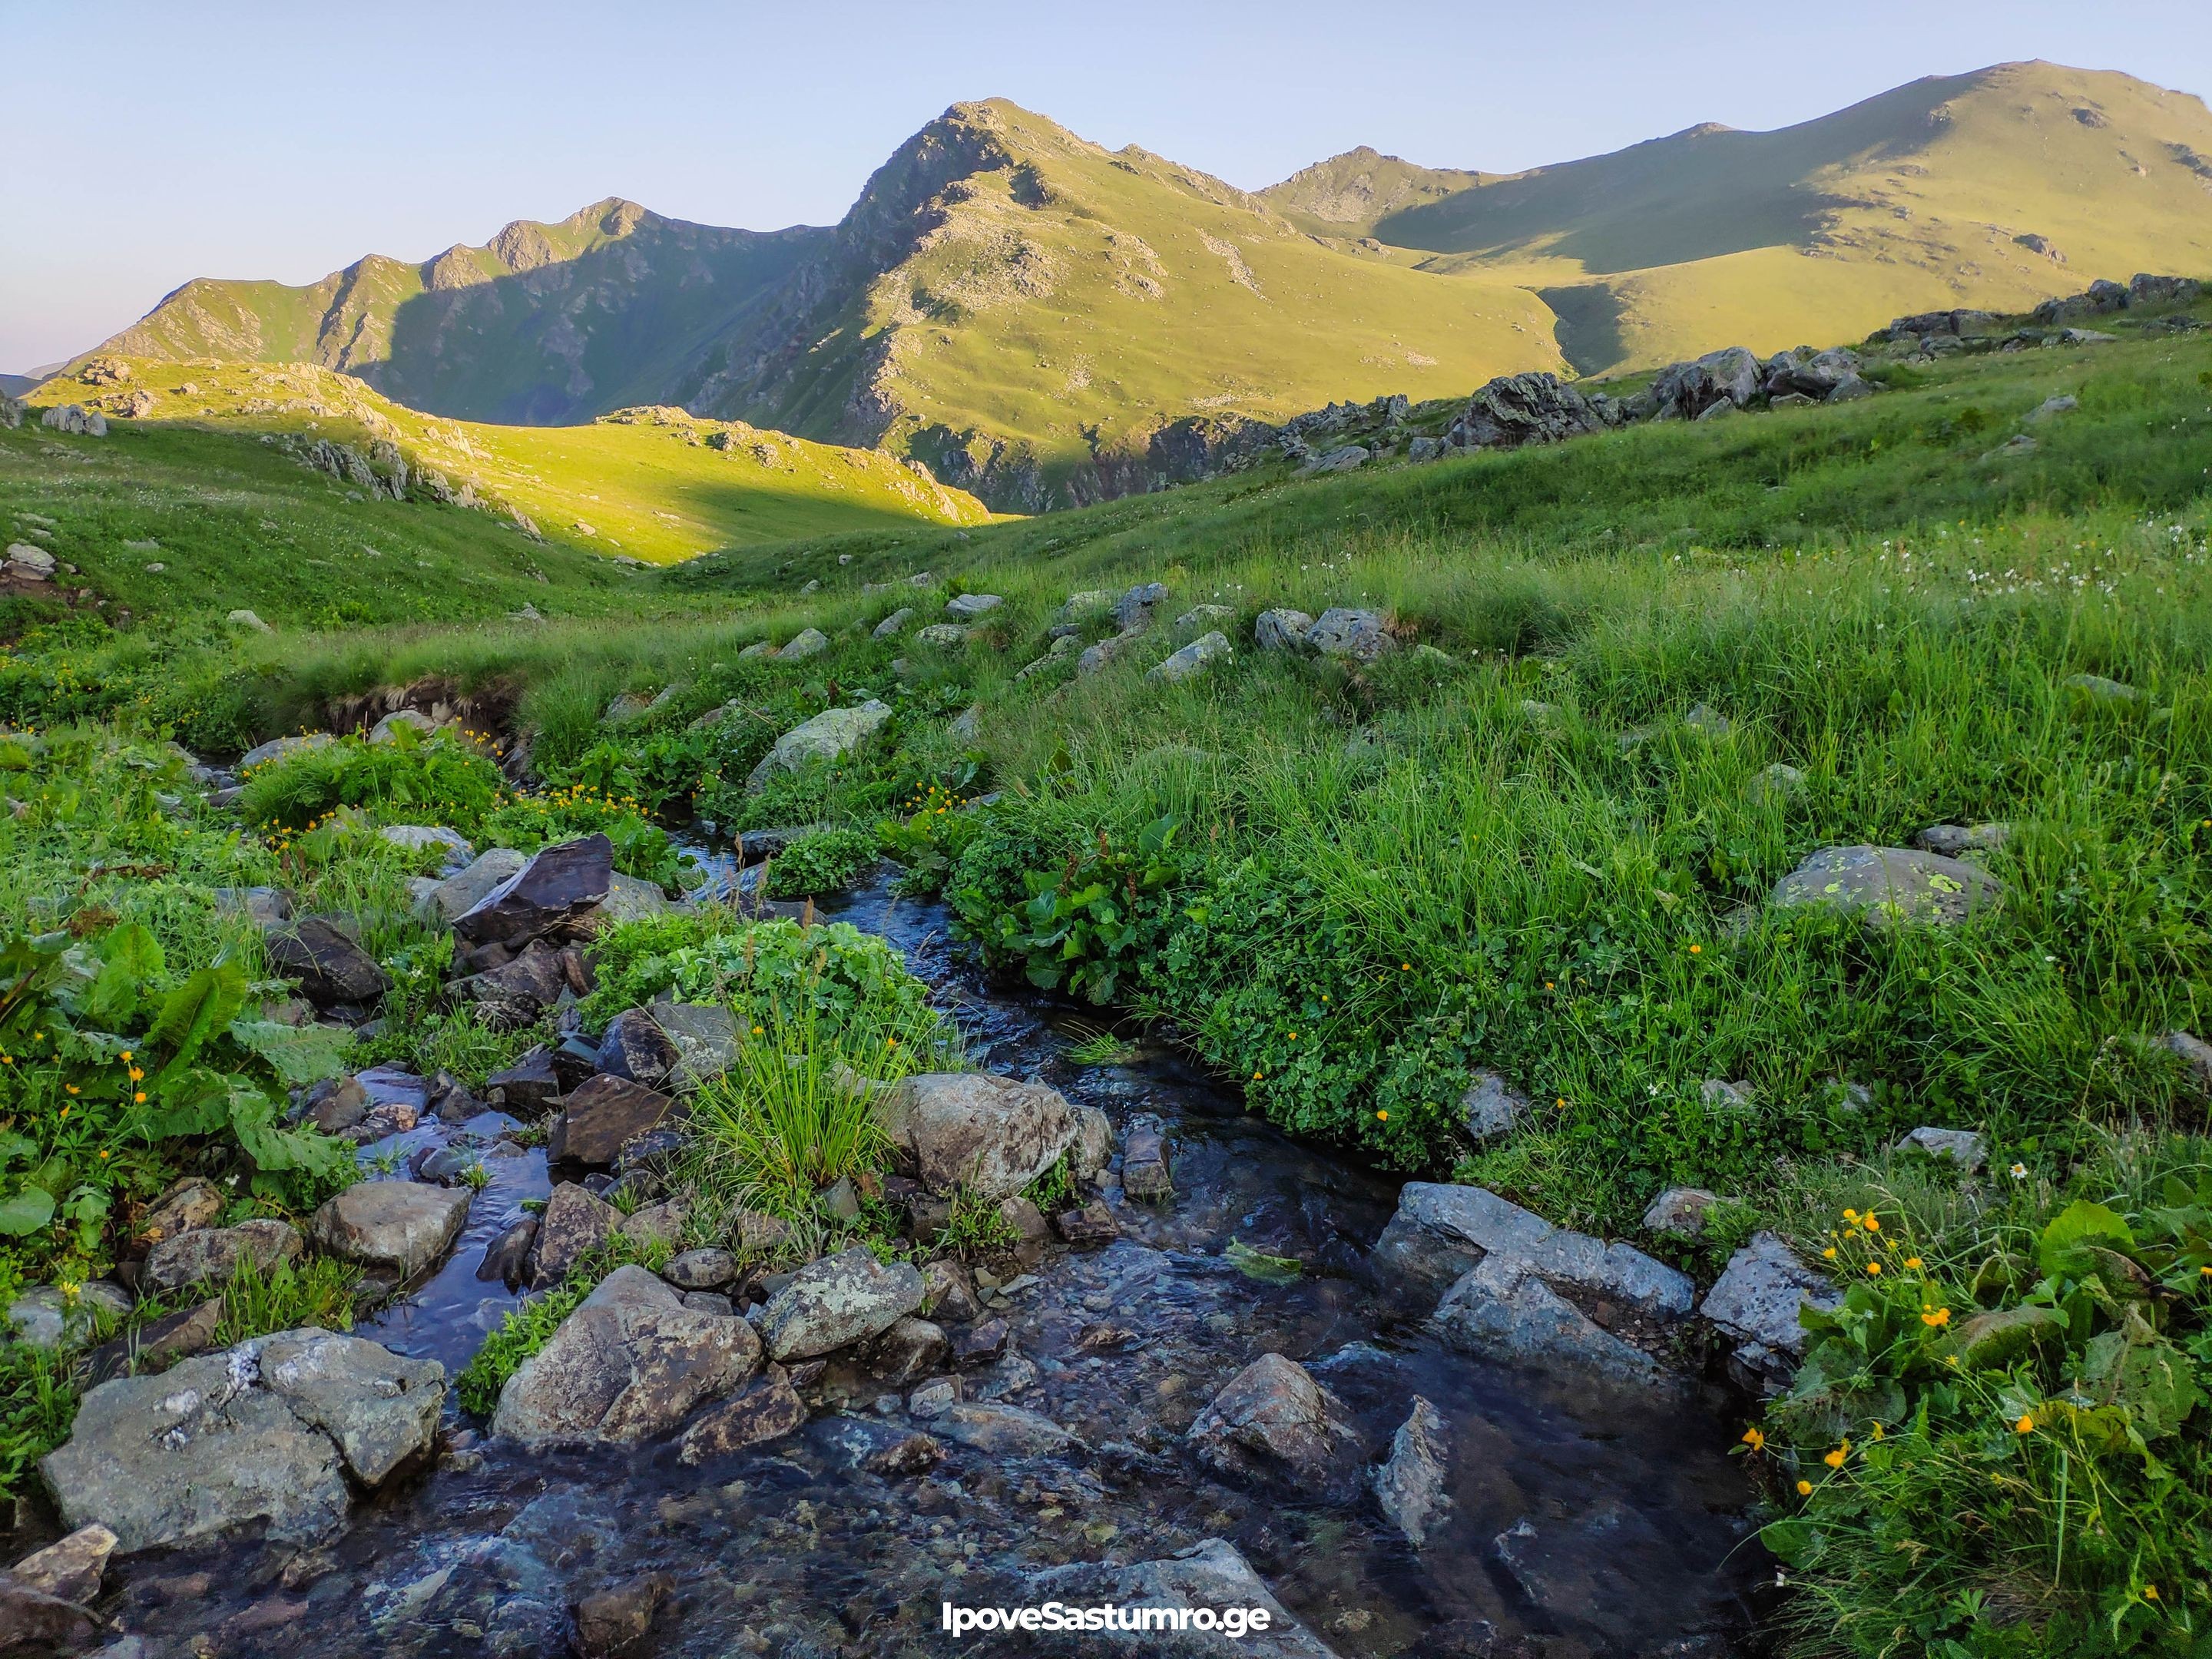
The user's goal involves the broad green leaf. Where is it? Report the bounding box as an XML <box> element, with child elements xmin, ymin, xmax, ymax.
<box><xmin>87</xmin><ymin>922</ymin><xmax>164</xmax><ymax>1027</ymax></box>
<box><xmin>129</xmin><ymin>1065</ymin><xmax>237</xmax><ymax>1140</ymax></box>
<box><xmin>2038</xmin><ymin>1199</ymin><xmax>2136</xmax><ymax>1280</ymax></box>
<box><xmin>229</xmin><ymin>1018</ymin><xmax>350</xmax><ymax>1088</ymax></box>
<box><xmin>148</xmin><ymin>959</ymin><xmax>248</xmax><ymax>1076</ymax></box>
<box><xmin>0</xmin><ymin>1185</ymin><xmax>56</xmax><ymax>1237</ymax></box>
<box><xmin>0</xmin><ymin>1132</ymin><xmax>36</xmax><ymax>1170</ymax></box>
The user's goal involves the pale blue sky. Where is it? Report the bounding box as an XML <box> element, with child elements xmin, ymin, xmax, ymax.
<box><xmin>5</xmin><ymin>0</ymin><xmax>2209</xmax><ymax>370</ymax></box>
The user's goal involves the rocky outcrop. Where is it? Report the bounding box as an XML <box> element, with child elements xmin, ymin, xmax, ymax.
<box><xmin>1446</xmin><ymin>372</ymin><xmax>1610</xmax><ymax>450</ymax></box>
<box><xmin>874</xmin><ymin>1072</ymin><xmax>1079</xmax><ymax>1200</ymax></box>
<box><xmin>43</xmin><ymin>1330</ymin><xmax>444</xmax><ymax>1551</ymax></box>
<box><xmin>492</xmin><ymin>1266</ymin><xmax>760</xmax><ymax>1446</ymax></box>
<box><xmin>1643</xmin><ymin>346</ymin><xmax>1763</xmax><ymax>421</ymax></box>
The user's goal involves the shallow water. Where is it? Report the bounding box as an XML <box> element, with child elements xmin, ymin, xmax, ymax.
<box><xmin>101</xmin><ymin>866</ymin><xmax>1769</xmax><ymax>1657</ymax></box>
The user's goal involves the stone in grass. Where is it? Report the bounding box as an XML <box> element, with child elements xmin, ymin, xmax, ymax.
<box><xmin>1641</xmin><ymin>1187</ymin><xmax>1722</xmax><ymax>1237</ymax></box>
<box><xmin>1147</xmin><ymin>631</ymin><xmax>1231</xmax><ymax>684</ymax></box>
<box><xmin>2163</xmin><ymin>1030</ymin><xmax>2212</xmax><ymax>1091</ymax></box>
<box><xmin>1303</xmin><ymin>608</ymin><xmax>1395</xmax><ymax>663</ymax></box>
<box><xmin>141</xmin><ymin>1218</ymin><xmax>302</xmax><ymax>1296</ymax></box>
<box><xmin>1767</xmin><ymin>845</ymin><xmax>2002</xmax><ymax>928</ymax></box>
<box><xmin>262</xmin><ymin>918</ymin><xmax>390</xmax><ymax>1008</ymax></box>
<box><xmin>1700</xmin><ymin>1232</ymin><xmax>1840</xmax><ymax>1364</ymax></box>
<box><xmin>744</xmin><ymin>700</ymin><xmax>892</xmax><ymax>792</ymax></box>
<box><xmin>1254</xmin><ymin>609</ymin><xmax>1314</xmax><ymax>652</ymax></box>
<box><xmin>1459</xmin><ymin>1070</ymin><xmax>1525</xmax><ymax>1142</ymax></box>
<box><xmin>1895</xmin><ymin>1126</ymin><xmax>1987</xmax><ymax>1173</ymax></box>
<box><xmin>945</xmin><ymin>592</ymin><xmax>1003</xmax><ymax>621</ymax></box>
<box><xmin>777</xmin><ymin>628</ymin><xmax>829</xmax><ymax>662</ymax></box>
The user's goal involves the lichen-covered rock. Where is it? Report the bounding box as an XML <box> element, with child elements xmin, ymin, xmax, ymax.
<box><xmin>1302</xmin><ymin>608</ymin><xmax>1394</xmax><ymax>663</ymax></box>
<box><xmin>1254</xmin><ymin>609</ymin><xmax>1314</xmax><ymax>652</ymax></box>
<box><xmin>141</xmin><ymin>1217</ymin><xmax>303</xmax><ymax>1295</ymax></box>
<box><xmin>1769</xmin><ymin>844</ymin><xmax>2002</xmax><ymax>927</ymax></box>
<box><xmin>759</xmin><ymin>1247</ymin><xmax>923</xmax><ymax>1361</ymax></box>
<box><xmin>528</xmin><ymin>1183</ymin><xmax>618</xmax><ymax>1289</ymax></box>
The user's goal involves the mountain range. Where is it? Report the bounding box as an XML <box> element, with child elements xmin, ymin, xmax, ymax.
<box><xmin>89</xmin><ymin>61</ymin><xmax>2212</xmax><ymax>511</ymax></box>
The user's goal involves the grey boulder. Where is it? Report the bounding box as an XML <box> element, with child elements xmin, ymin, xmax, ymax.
<box><xmin>492</xmin><ymin>1266</ymin><xmax>760</xmax><ymax>1447</ymax></box>
<box><xmin>141</xmin><ymin>1217</ymin><xmax>303</xmax><ymax>1295</ymax></box>
<box><xmin>1373</xmin><ymin>1396</ymin><xmax>1452</xmax><ymax>1548</ymax></box>
<box><xmin>42</xmin><ymin>1330</ymin><xmax>443</xmax><ymax>1551</ymax></box>
<box><xmin>873</xmin><ymin>1071</ymin><xmax>1079</xmax><ymax>1201</ymax></box>
<box><xmin>759</xmin><ymin>1247</ymin><xmax>923</xmax><ymax>1362</ymax></box>
<box><xmin>308</xmin><ymin>1181</ymin><xmax>473</xmax><ymax>1280</ymax></box>
<box><xmin>745</xmin><ymin>701</ymin><xmax>892</xmax><ymax>792</ymax></box>
<box><xmin>1430</xmin><ymin>1257</ymin><xmax>1666</xmax><ymax>1388</ymax></box>
<box><xmin>452</xmin><ymin>834</ymin><xmax>614</xmax><ymax>949</ymax></box>
<box><xmin>1186</xmin><ymin>1353</ymin><xmax>1363</xmax><ymax>1503</ymax></box>
<box><xmin>1769</xmin><ymin>845</ymin><xmax>2002</xmax><ymax>927</ymax></box>
<box><xmin>1148</xmin><ymin>631</ymin><xmax>1231</xmax><ymax>684</ymax></box>
<box><xmin>1027</xmin><ymin>1539</ymin><xmax>1340</xmax><ymax>1657</ymax></box>
<box><xmin>1373</xmin><ymin>1183</ymin><xmax>1693</xmax><ymax>1318</ymax></box>
<box><xmin>1700</xmin><ymin>1231</ymin><xmax>1841</xmax><ymax>1371</ymax></box>
<box><xmin>1302</xmin><ymin>608</ymin><xmax>1394</xmax><ymax>663</ymax></box>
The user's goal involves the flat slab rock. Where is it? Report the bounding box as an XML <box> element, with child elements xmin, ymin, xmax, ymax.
<box><xmin>1027</xmin><ymin>1538</ymin><xmax>1342</xmax><ymax>1657</ymax></box>
<box><xmin>42</xmin><ymin>1330</ymin><xmax>444</xmax><ymax>1552</ymax></box>
<box><xmin>1374</xmin><ymin>1182</ymin><xmax>1694</xmax><ymax>1318</ymax></box>
<box><xmin>492</xmin><ymin>1265</ymin><xmax>760</xmax><ymax>1447</ymax></box>
<box><xmin>452</xmin><ymin>834</ymin><xmax>614</xmax><ymax>949</ymax></box>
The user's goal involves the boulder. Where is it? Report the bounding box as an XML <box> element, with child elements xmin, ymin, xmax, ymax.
<box><xmin>1254</xmin><ymin>609</ymin><xmax>1314</xmax><ymax>652</ymax></box>
<box><xmin>1896</xmin><ymin>1125</ymin><xmax>1987</xmax><ymax>1172</ymax></box>
<box><xmin>945</xmin><ymin>593</ymin><xmax>1003</xmax><ymax>621</ymax></box>
<box><xmin>6</xmin><ymin>1281</ymin><xmax>131</xmax><ymax>1349</ymax></box>
<box><xmin>478</xmin><ymin>1217</ymin><xmax>538</xmax><ymax>1287</ymax></box>
<box><xmin>528</xmin><ymin>1184</ymin><xmax>618</xmax><ymax>1289</ymax></box>
<box><xmin>759</xmin><ymin>1247</ymin><xmax>924</xmax><ymax>1361</ymax></box>
<box><xmin>1187</xmin><ymin>1353</ymin><xmax>1363</xmax><ymax>1502</ymax></box>
<box><xmin>1374</xmin><ymin>1182</ymin><xmax>1693</xmax><ymax>1319</ymax></box>
<box><xmin>1302</xmin><ymin>608</ymin><xmax>1394</xmax><ymax>663</ymax></box>
<box><xmin>864</xmin><ymin>1316</ymin><xmax>951</xmax><ymax>1386</ymax></box>
<box><xmin>1113</xmin><ymin>583</ymin><xmax>1169</xmax><ymax>630</ymax></box>
<box><xmin>138</xmin><ymin>1176</ymin><xmax>224</xmax><ymax>1244</ymax></box>
<box><xmin>1121</xmin><ymin>1117</ymin><xmax>1173</xmax><ymax>1200</ymax></box>
<box><xmin>5</xmin><ymin>543</ymin><xmax>57</xmax><ymax>578</ymax></box>
<box><xmin>1450</xmin><ymin>372</ymin><xmax>1607</xmax><ymax>449</ymax></box>
<box><xmin>1070</xmin><ymin>1105</ymin><xmax>1115</xmax><ymax>1181</ymax></box>
<box><xmin>491</xmin><ymin>1266</ymin><xmax>760</xmax><ymax>1447</ymax></box>
<box><xmin>915</xmin><ymin>624</ymin><xmax>969</xmax><ymax>647</ymax></box>
<box><xmin>873</xmin><ymin>1072</ymin><xmax>1079</xmax><ymax>1200</ymax></box>
<box><xmin>1700</xmin><ymin>1232</ymin><xmax>1840</xmax><ymax>1366</ymax></box>
<box><xmin>573</xmin><ymin>1572</ymin><xmax>674</xmax><ymax>1659</ymax></box>
<box><xmin>449</xmin><ymin>942</ymin><xmax>571</xmax><ymax>1030</ymax></box>
<box><xmin>42</xmin><ymin>1330</ymin><xmax>443</xmax><ymax>1551</ymax></box>
<box><xmin>1174</xmin><ymin>604</ymin><xmax>1237</xmax><ymax>631</ymax></box>
<box><xmin>2162</xmin><ymin>1029</ymin><xmax>2212</xmax><ymax>1091</ymax></box>
<box><xmin>83</xmin><ymin>1297</ymin><xmax>224</xmax><ymax>1384</ymax></box>
<box><xmin>677</xmin><ymin>1368</ymin><xmax>808</xmax><ymax>1463</ymax></box>
<box><xmin>40</xmin><ymin>404</ymin><xmax>108</xmax><ymax>438</ymax></box>
<box><xmin>1648</xmin><ymin>346</ymin><xmax>1763</xmax><ymax>420</ymax></box>
<box><xmin>236</xmin><ymin>733</ymin><xmax>333</xmax><ymax>773</ymax></box>
<box><xmin>1026</xmin><ymin>1538</ymin><xmax>1339</xmax><ymax>1657</ymax></box>
<box><xmin>664</xmin><ymin>1248</ymin><xmax>737</xmax><ymax>1290</ymax></box>
<box><xmin>549</xmin><ymin>1074</ymin><xmax>675</xmax><ymax>1167</ymax></box>
<box><xmin>1148</xmin><ymin>631</ymin><xmax>1231</xmax><ymax>684</ymax></box>
<box><xmin>379</xmin><ymin>825</ymin><xmax>472</xmax><ymax>866</ymax></box>
<box><xmin>295</xmin><ymin>1075</ymin><xmax>371</xmax><ymax>1136</ymax></box>
<box><xmin>1768</xmin><ymin>845</ymin><xmax>2002</xmax><ymax>927</ymax></box>
<box><xmin>367</xmin><ymin>709</ymin><xmax>438</xmax><ymax>743</ymax></box>
<box><xmin>594</xmin><ymin>1007</ymin><xmax>679</xmax><ymax>1087</ymax></box>
<box><xmin>650</xmin><ymin>1002</ymin><xmax>741</xmax><ymax>1091</ymax></box>
<box><xmin>308</xmin><ymin>1181</ymin><xmax>473</xmax><ymax>1280</ymax></box>
<box><xmin>452</xmin><ymin>835</ymin><xmax>614</xmax><ymax>949</ymax></box>
<box><xmin>141</xmin><ymin>1218</ymin><xmax>303</xmax><ymax>1295</ymax></box>
<box><xmin>1077</xmin><ymin>628</ymin><xmax>1144</xmax><ymax>676</ymax></box>
<box><xmin>1431</xmin><ymin>1257</ymin><xmax>1665</xmax><ymax>1387</ymax></box>
<box><xmin>422</xmin><ymin>847</ymin><xmax>529</xmax><ymax>926</ymax></box>
<box><xmin>777</xmin><ymin>627</ymin><xmax>829</xmax><ymax>662</ymax></box>
<box><xmin>263</xmin><ymin>918</ymin><xmax>390</xmax><ymax>1008</ymax></box>
<box><xmin>583</xmin><ymin>872</ymin><xmax>674</xmax><ymax>929</ymax></box>
<box><xmin>872</xmin><ymin>608</ymin><xmax>915</xmax><ymax>639</ymax></box>
<box><xmin>745</xmin><ymin>701</ymin><xmax>892</xmax><ymax>792</ymax></box>
<box><xmin>485</xmin><ymin>1046</ymin><xmax>564</xmax><ymax>1114</ymax></box>
<box><xmin>1459</xmin><ymin>1070</ymin><xmax>1525</xmax><ymax>1142</ymax></box>
<box><xmin>1373</xmin><ymin>1396</ymin><xmax>1452</xmax><ymax>1548</ymax></box>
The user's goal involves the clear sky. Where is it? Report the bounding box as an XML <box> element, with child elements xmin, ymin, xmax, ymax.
<box><xmin>5</xmin><ymin>0</ymin><xmax>2209</xmax><ymax>371</ymax></box>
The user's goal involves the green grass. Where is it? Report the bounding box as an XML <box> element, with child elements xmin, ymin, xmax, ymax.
<box><xmin>210</xmin><ymin>1251</ymin><xmax>361</xmax><ymax>1346</ymax></box>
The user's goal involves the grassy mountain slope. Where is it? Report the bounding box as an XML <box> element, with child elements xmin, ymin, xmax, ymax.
<box><xmin>674</xmin><ymin>99</ymin><xmax>1561</xmax><ymax>508</ymax></box>
<box><xmin>98</xmin><ymin>200</ymin><xmax>825</xmax><ymax>424</ymax></box>
<box><xmin>1264</xmin><ymin>62</ymin><xmax>2212</xmax><ymax>373</ymax></box>
<box><xmin>2</xmin><ymin>355</ymin><xmax>987</xmax><ymax>629</ymax></box>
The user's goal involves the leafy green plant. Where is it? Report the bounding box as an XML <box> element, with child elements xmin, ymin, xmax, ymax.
<box><xmin>876</xmin><ymin>782</ymin><xmax>984</xmax><ymax>898</ymax></box>
<box><xmin>938</xmin><ymin>1186</ymin><xmax>1018</xmax><ymax>1260</ymax></box>
<box><xmin>237</xmin><ymin>727</ymin><xmax>505</xmax><ymax>835</ymax></box>
<box><xmin>479</xmin><ymin>786</ymin><xmax>691</xmax><ymax>889</ymax></box>
<box><xmin>1760</xmin><ymin>1136</ymin><xmax>2212</xmax><ymax>1656</ymax></box>
<box><xmin>953</xmin><ymin>814</ymin><xmax>1183</xmax><ymax>1003</ymax></box>
<box><xmin>764</xmin><ymin>826</ymin><xmax>879</xmax><ymax>897</ymax></box>
<box><xmin>0</xmin><ymin>1342</ymin><xmax>79</xmax><ymax>1502</ymax></box>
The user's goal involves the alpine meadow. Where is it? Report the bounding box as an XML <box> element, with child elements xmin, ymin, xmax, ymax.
<box><xmin>5</xmin><ymin>32</ymin><xmax>2212</xmax><ymax>1659</ymax></box>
